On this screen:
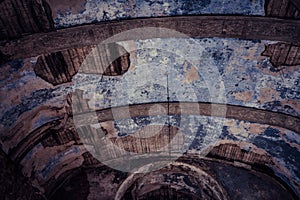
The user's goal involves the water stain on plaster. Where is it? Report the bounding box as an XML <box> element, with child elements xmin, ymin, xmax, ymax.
<box><xmin>48</xmin><ymin>0</ymin><xmax>86</xmax><ymax>17</ymax></box>
<box><xmin>182</xmin><ymin>61</ymin><xmax>199</xmax><ymax>84</ymax></box>
<box><xmin>248</xmin><ymin>123</ymin><xmax>269</xmax><ymax>135</ymax></box>
<box><xmin>233</xmin><ymin>90</ymin><xmax>254</xmax><ymax>102</ymax></box>
<box><xmin>258</xmin><ymin>87</ymin><xmax>281</xmax><ymax>104</ymax></box>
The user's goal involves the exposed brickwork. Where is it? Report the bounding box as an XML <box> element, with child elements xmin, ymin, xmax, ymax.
<box><xmin>34</xmin><ymin>43</ymin><xmax>130</xmax><ymax>85</ymax></box>
<box><xmin>207</xmin><ymin>143</ymin><xmax>273</xmax><ymax>166</ymax></box>
<box><xmin>266</xmin><ymin>0</ymin><xmax>300</xmax><ymax>18</ymax></box>
<box><xmin>0</xmin><ymin>1</ymin><xmax>299</xmax><ymax>199</ymax></box>
<box><xmin>262</xmin><ymin>42</ymin><xmax>300</xmax><ymax>68</ymax></box>
<box><xmin>0</xmin><ymin>0</ymin><xmax>54</xmax><ymax>40</ymax></box>
<box><xmin>34</xmin><ymin>46</ymin><xmax>93</xmax><ymax>85</ymax></box>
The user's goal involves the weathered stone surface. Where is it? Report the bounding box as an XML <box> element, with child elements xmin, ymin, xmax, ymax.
<box><xmin>0</xmin><ymin>0</ymin><xmax>54</xmax><ymax>40</ymax></box>
<box><xmin>206</xmin><ymin>159</ymin><xmax>296</xmax><ymax>200</ymax></box>
<box><xmin>117</xmin><ymin>158</ymin><xmax>296</xmax><ymax>200</ymax></box>
<box><xmin>266</xmin><ymin>0</ymin><xmax>300</xmax><ymax>18</ymax></box>
<box><xmin>49</xmin><ymin>0</ymin><xmax>264</xmax><ymax>28</ymax></box>
<box><xmin>1</xmin><ymin>0</ymin><xmax>300</xmax><ymax>198</ymax></box>
<box><xmin>118</xmin><ymin>162</ymin><xmax>229</xmax><ymax>200</ymax></box>
<box><xmin>1</xmin><ymin>16</ymin><xmax>300</xmax><ymax>62</ymax></box>
<box><xmin>72</xmin><ymin>102</ymin><xmax>300</xmax><ymax>133</ymax></box>
<box><xmin>34</xmin><ymin>47</ymin><xmax>92</xmax><ymax>85</ymax></box>
<box><xmin>46</xmin><ymin>156</ymin><xmax>295</xmax><ymax>199</ymax></box>
<box><xmin>0</xmin><ymin>149</ymin><xmax>44</xmax><ymax>200</ymax></box>
<box><xmin>72</xmin><ymin>38</ymin><xmax>300</xmax><ymax>119</ymax></box>
<box><xmin>49</xmin><ymin>170</ymin><xmax>89</xmax><ymax>200</ymax></box>
<box><xmin>207</xmin><ymin>142</ymin><xmax>273</xmax><ymax>166</ymax></box>
<box><xmin>34</xmin><ymin>43</ymin><xmax>130</xmax><ymax>85</ymax></box>
<box><xmin>1</xmin><ymin>23</ymin><xmax>299</xmax><ymax>199</ymax></box>
<box><xmin>262</xmin><ymin>42</ymin><xmax>300</xmax><ymax>68</ymax></box>
<box><xmin>106</xmin><ymin>125</ymin><xmax>181</xmax><ymax>154</ymax></box>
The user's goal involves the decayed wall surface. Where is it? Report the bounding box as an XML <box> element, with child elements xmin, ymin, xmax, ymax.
<box><xmin>0</xmin><ymin>150</ymin><xmax>45</xmax><ymax>200</ymax></box>
<box><xmin>0</xmin><ymin>0</ymin><xmax>300</xmax><ymax>199</ymax></box>
<box><xmin>49</xmin><ymin>0</ymin><xmax>265</xmax><ymax>28</ymax></box>
<box><xmin>1</xmin><ymin>36</ymin><xmax>299</xmax><ymax>198</ymax></box>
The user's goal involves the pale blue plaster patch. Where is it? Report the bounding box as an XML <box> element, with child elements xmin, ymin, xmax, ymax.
<box><xmin>54</xmin><ymin>0</ymin><xmax>265</xmax><ymax>28</ymax></box>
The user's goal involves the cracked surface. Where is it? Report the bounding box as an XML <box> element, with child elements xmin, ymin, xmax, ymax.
<box><xmin>0</xmin><ymin>1</ymin><xmax>300</xmax><ymax>197</ymax></box>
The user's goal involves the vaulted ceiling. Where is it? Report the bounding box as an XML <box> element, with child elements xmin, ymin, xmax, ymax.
<box><xmin>0</xmin><ymin>0</ymin><xmax>300</xmax><ymax>199</ymax></box>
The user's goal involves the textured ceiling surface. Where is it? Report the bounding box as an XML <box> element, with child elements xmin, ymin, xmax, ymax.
<box><xmin>0</xmin><ymin>0</ymin><xmax>300</xmax><ymax>200</ymax></box>
<box><xmin>50</xmin><ymin>0</ymin><xmax>265</xmax><ymax>28</ymax></box>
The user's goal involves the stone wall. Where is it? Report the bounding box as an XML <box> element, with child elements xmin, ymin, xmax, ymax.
<box><xmin>0</xmin><ymin>150</ymin><xmax>44</xmax><ymax>200</ymax></box>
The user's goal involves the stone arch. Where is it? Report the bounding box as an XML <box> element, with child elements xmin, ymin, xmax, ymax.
<box><xmin>115</xmin><ymin>162</ymin><xmax>229</xmax><ymax>200</ymax></box>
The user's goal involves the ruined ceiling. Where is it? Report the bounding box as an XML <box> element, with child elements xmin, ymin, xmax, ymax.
<box><xmin>0</xmin><ymin>0</ymin><xmax>300</xmax><ymax>200</ymax></box>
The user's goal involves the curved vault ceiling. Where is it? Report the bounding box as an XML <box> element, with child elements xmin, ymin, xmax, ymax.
<box><xmin>0</xmin><ymin>0</ymin><xmax>300</xmax><ymax>200</ymax></box>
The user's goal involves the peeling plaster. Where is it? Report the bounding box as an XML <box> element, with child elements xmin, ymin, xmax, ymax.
<box><xmin>52</xmin><ymin>0</ymin><xmax>265</xmax><ymax>28</ymax></box>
